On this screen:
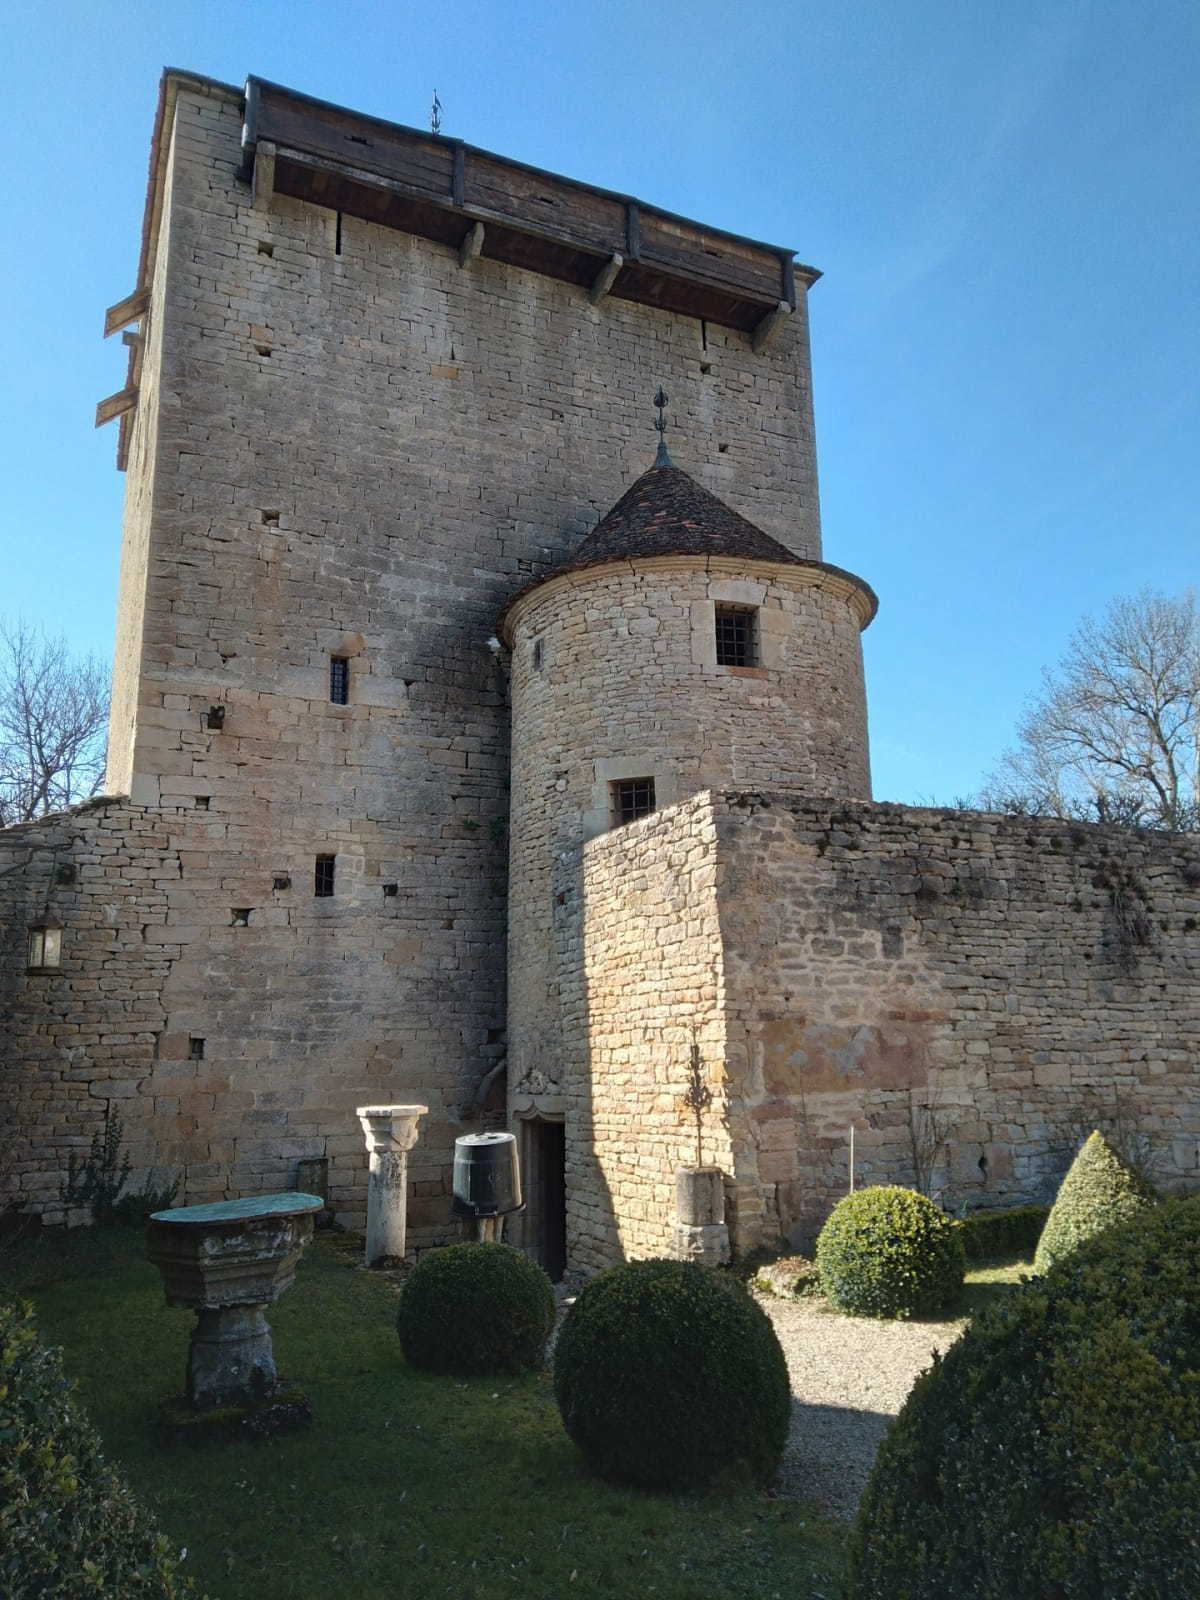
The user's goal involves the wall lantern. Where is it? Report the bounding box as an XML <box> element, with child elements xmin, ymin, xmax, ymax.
<box><xmin>27</xmin><ymin>915</ymin><xmax>63</xmax><ymax>971</ymax></box>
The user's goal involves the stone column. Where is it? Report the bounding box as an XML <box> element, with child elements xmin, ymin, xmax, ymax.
<box><xmin>356</xmin><ymin>1104</ymin><xmax>428</xmax><ymax>1267</ymax></box>
<box><xmin>675</xmin><ymin>1166</ymin><xmax>730</xmax><ymax>1267</ymax></box>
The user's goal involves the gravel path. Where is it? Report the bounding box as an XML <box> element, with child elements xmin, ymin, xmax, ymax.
<box><xmin>761</xmin><ymin>1293</ymin><xmax>967</xmax><ymax>1519</ymax></box>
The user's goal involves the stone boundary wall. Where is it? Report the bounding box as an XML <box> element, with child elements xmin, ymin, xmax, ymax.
<box><xmin>713</xmin><ymin>793</ymin><xmax>1200</xmax><ymax>1251</ymax></box>
<box><xmin>557</xmin><ymin>792</ymin><xmax>735</xmax><ymax>1269</ymax></box>
<box><xmin>0</xmin><ymin>801</ymin><xmax>177</xmax><ymax>1223</ymax></box>
<box><xmin>0</xmin><ymin>798</ymin><xmax>467</xmax><ymax>1234</ymax></box>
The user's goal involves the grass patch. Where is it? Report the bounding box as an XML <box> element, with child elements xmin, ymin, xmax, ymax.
<box><xmin>956</xmin><ymin>1256</ymin><xmax>1034</xmax><ymax>1319</ymax></box>
<box><xmin>1</xmin><ymin>1228</ymin><xmax>849</xmax><ymax>1600</ymax></box>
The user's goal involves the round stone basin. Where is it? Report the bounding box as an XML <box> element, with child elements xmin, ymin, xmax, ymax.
<box><xmin>146</xmin><ymin>1191</ymin><xmax>323</xmax><ymax>1410</ymax></box>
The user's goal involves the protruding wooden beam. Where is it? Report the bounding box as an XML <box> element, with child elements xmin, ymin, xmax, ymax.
<box><xmin>252</xmin><ymin>139</ymin><xmax>276</xmax><ymax>210</ymax></box>
<box><xmin>751</xmin><ymin>300</ymin><xmax>791</xmax><ymax>354</ymax></box>
<box><xmin>624</xmin><ymin>202</ymin><xmax>641</xmax><ymax>260</ymax></box>
<box><xmin>95</xmin><ymin>386</ymin><xmax>138</xmax><ymax>428</ymax></box>
<box><xmin>588</xmin><ymin>252</ymin><xmax>624</xmax><ymax>306</ymax></box>
<box><xmin>103</xmin><ymin>288</ymin><xmax>149</xmax><ymax>339</ymax></box>
<box><xmin>458</xmin><ymin>221</ymin><xmax>485</xmax><ymax>268</ymax></box>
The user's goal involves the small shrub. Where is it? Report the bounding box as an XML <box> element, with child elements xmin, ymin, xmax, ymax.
<box><xmin>396</xmin><ymin>1242</ymin><xmax>555</xmax><ymax>1375</ymax></box>
<box><xmin>553</xmin><ymin>1257</ymin><xmax>790</xmax><ymax>1490</ymax></box>
<box><xmin>958</xmin><ymin>1203</ymin><xmax>1048</xmax><ymax>1262</ymax></box>
<box><xmin>1034</xmin><ymin>1128</ymin><xmax>1156</xmax><ymax>1272</ymax></box>
<box><xmin>0</xmin><ymin>1299</ymin><xmax>195</xmax><ymax>1597</ymax></box>
<box><xmin>816</xmin><ymin>1186</ymin><xmax>964</xmax><ymax>1318</ymax></box>
<box><xmin>61</xmin><ymin>1108</ymin><xmax>179</xmax><ymax>1225</ymax></box>
<box><xmin>753</xmin><ymin>1253</ymin><xmax>820</xmax><ymax>1298</ymax></box>
<box><xmin>851</xmin><ymin>1195</ymin><xmax>1200</xmax><ymax>1600</ymax></box>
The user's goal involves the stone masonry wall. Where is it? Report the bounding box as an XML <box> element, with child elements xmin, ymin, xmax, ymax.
<box><xmin>714</xmin><ymin>793</ymin><xmax>1200</xmax><ymax>1252</ymax></box>
<box><xmin>2</xmin><ymin>73</ymin><xmax>830</xmax><ymax>1231</ymax></box>
<box><xmin>505</xmin><ymin>558</ymin><xmax>871</xmax><ymax>1159</ymax></box>
<box><xmin>557</xmin><ymin>793</ymin><xmax>735</xmax><ymax>1270</ymax></box>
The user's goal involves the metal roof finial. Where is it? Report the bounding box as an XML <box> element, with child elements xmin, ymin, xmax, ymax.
<box><xmin>653</xmin><ymin>386</ymin><xmax>673</xmax><ymax>467</ymax></box>
<box><xmin>431</xmin><ymin>90</ymin><xmax>443</xmax><ymax>135</ymax></box>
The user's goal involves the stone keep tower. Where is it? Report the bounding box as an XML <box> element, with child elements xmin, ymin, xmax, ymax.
<box><xmin>13</xmin><ymin>69</ymin><xmax>833</xmax><ymax>1237</ymax></box>
<box><xmin>500</xmin><ymin>445</ymin><xmax>875</xmax><ymax>1272</ymax></box>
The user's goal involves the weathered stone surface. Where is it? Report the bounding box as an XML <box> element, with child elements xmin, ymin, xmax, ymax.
<box><xmin>147</xmin><ymin>1201</ymin><xmax>315</xmax><ymax>1408</ymax></box>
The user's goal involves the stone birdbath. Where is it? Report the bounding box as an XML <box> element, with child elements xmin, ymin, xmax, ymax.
<box><xmin>146</xmin><ymin>1191</ymin><xmax>322</xmax><ymax>1414</ymax></box>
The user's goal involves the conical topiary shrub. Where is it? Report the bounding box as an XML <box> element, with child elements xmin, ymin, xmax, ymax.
<box><xmin>1033</xmin><ymin>1129</ymin><xmax>1155</xmax><ymax>1273</ymax></box>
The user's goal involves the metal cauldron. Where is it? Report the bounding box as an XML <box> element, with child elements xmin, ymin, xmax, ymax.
<box><xmin>452</xmin><ymin>1132</ymin><xmax>523</xmax><ymax>1238</ymax></box>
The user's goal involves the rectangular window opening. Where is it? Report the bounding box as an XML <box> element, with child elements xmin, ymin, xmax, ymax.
<box><xmin>532</xmin><ymin>638</ymin><xmax>544</xmax><ymax>671</ymax></box>
<box><xmin>315</xmin><ymin>854</ymin><xmax>336</xmax><ymax>897</ymax></box>
<box><xmin>188</xmin><ymin>1037</ymin><xmax>205</xmax><ymax>1061</ymax></box>
<box><xmin>715</xmin><ymin>604</ymin><xmax>759</xmax><ymax>668</ymax></box>
<box><xmin>610</xmin><ymin>777</ymin><xmax>656</xmax><ymax>829</ymax></box>
<box><xmin>27</xmin><ymin>926</ymin><xmax>62</xmax><ymax>970</ymax></box>
<box><xmin>330</xmin><ymin>656</ymin><xmax>350</xmax><ymax>704</ymax></box>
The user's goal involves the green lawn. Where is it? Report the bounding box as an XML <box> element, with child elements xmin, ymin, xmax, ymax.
<box><xmin>1</xmin><ymin>1228</ymin><xmax>850</xmax><ymax>1600</ymax></box>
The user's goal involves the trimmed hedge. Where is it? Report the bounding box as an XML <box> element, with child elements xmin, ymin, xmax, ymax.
<box><xmin>1033</xmin><ymin>1129</ymin><xmax>1156</xmax><ymax>1272</ymax></box>
<box><xmin>958</xmin><ymin>1203</ymin><xmax>1049</xmax><ymax>1262</ymax></box>
<box><xmin>554</xmin><ymin>1258</ymin><xmax>790</xmax><ymax>1490</ymax></box>
<box><xmin>0</xmin><ymin>1299</ymin><xmax>195</xmax><ymax>1598</ymax></box>
<box><xmin>851</xmin><ymin>1195</ymin><xmax>1200</xmax><ymax>1600</ymax></box>
<box><xmin>396</xmin><ymin>1242</ymin><xmax>555</xmax><ymax>1375</ymax></box>
<box><xmin>816</xmin><ymin>1186</ymin><xmax>964</xmax><ymax>1319</ymax></box>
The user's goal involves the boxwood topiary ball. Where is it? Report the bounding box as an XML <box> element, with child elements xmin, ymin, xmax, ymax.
<box><xmin>396</xmin><ymin>1242</ymin><xmax>556</xmax><ymax>1375</ymax></box>
<box><xmin>816</xmin><ymin>1185</ymin><xmax>964</xmax><ymax>1319</ymax></box>
<box><xmin>851</xmin><ymin>1195</ymin><xmax>1200</xmax><ymax>1600</ymax></box>
<box><xmin>553</xmin><ymin>1257</ymin><xmax>790</xmax><ymax>1491</ymax></box>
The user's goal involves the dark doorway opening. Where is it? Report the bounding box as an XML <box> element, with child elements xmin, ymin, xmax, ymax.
<box><xmin>526</xmin><ymin>1118</ymin><xmax>567</xmax><ymax>1282</ymax></box>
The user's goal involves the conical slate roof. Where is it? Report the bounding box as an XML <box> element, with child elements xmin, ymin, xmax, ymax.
<box><xmin>557</xmin><ymin>459</ymin><xmax>807</xmax><ymax>575</ymax></box>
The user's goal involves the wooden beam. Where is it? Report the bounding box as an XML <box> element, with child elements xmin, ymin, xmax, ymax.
<box><xmin>625</xmin><ymin>202</ymin><xmax>641</xmax><ymax>261</ymax></box>
<box><xmin>781</xmin><ymin>255</ymin><xmax>797</xmax><ymax>310</ymax></box>
<box><xmin>103</xmin><ymin>287</ymin><xmax>149</xmax><ymax>339</ymax></box>
<box><xmin>751</xmin><ymin>300</ymin><xmax>791</xmax><ymax>354</ymax></box>
<box><xmin>252</xmin><ymin>139</ymin><xmax>276</xmax><ymax>210</ymax></box>
<box><xmin>95</xmin><ymin>386</ymin><xmax>138</xmax><ymax>428</ymax></box>
<box><xmin>587</xmin><ymin>252</ymin><xmax>624</xmax><ymax>305</ymax></box>
<box><xmin>451</xmin><ymin>143</ymin><xmax>465</xmax><ymax>206</ymax></box>
<box><xmin>458</xmin><ymin>221</ymin><xmax>485</xmax><ymax>268</ymax></box>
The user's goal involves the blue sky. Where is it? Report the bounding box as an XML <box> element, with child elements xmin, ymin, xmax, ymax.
<box><xmin>3</xmin><ymin>0</ymin><xmax>1196</xmax><ymax>804</ymax></box>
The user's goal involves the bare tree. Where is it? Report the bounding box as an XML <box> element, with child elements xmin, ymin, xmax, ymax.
<box><xmin>0</xmin><ymin>620</ymin><xmax>109</xmax><ymax>827</ymax></box>
<box><xmin>983</xmin><ymin>589</ymin><xmax>1199</xmax><ymax>831</ymax></box>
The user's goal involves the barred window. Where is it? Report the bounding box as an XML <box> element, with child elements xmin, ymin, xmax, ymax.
<box><xmin>610</xmin><ymin>777</ymin><xmax>656</xmax><ymax>828</ymax></box>
<box><xmin>715</xmin><ymin>604</ymin><xmax>758</xmax><ymax>667</ymax></box>
<box><xmin>315</xmin><ymin>854</ymin><xmax>336</xmax><ymax>897</ymax></box>
<box><xmin>330</xmin><ymin>656</ymin><xmax>350</xmax><ymax>704</ymax></box>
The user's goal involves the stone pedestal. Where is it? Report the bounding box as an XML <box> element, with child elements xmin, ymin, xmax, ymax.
<box><xmin>146</xmin><ymin>1191</ymin><xmax>322</xmax><ymax>1411</ymax></box>
<box><xmin>675</xmin><ymin>1166</ymin><xmax>730</xmax><ymax>1267</ymax></box>
<box><xmin>356</xmin><ymin>1104</ymin><xmax>428</xmax><ymax>1267</ymax></box>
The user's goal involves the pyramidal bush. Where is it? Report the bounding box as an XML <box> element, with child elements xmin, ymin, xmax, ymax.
<box><xmin>1034</xmin><ymin>1129</ymin><xmax>1156</xmax><ymax>1273</ymax></box>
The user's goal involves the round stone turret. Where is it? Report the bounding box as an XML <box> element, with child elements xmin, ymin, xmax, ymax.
<box><xmin>498</xmin><ymin>455</ymin><xmax>877</xmax><ymax>1261</ymax></box>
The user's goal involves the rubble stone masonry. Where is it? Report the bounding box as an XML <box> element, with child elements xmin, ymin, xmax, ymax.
<box><xmin>568</xmin><ymin>792</ymin><xmax>1200</xmax><ymax>1263</ymax></box>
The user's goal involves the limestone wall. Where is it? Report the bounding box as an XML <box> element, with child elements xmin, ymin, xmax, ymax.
<box><xmin>560</xmin><ymin>791</ymin><xmax>1200</xmax><ymax>1264</ymax></box>
<box><xmin>505</xmin><ymin>557</ymin><xmax>871</xmax><ymax>1136</ymax></box>
<box><xmin>2</xmin><ymin>73</ymin><xmax>830</xmax><ymax>1230</ymax></box>
<box><xmin>714</xmin><ymin>794</ymin><xmax>1200</xmax><ymax>1251</ymax></box>
<box><xmin>557</xmin><ymin>793</ymin><xmax>734</xmax><ymax>1269</ymax></box>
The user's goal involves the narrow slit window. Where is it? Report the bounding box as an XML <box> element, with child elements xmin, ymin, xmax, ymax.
<box><xmin>715</xmin><ymin>604</ymin><xmax>759</xmax><ymax>667</ymax></box>
<box><xmin>330</xmin><ymin>656</ymin><xmax>350</xmax><ymax>704</ymax></box>
<box><xmin>315</xmin><ymin>854</ymin><xmax>336</xmax><ymax>897</ymax></box>
<box><xmin>610</xmin><ymin>777</ymin><xmax>656</xmax><ymax>829</ymax></box>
